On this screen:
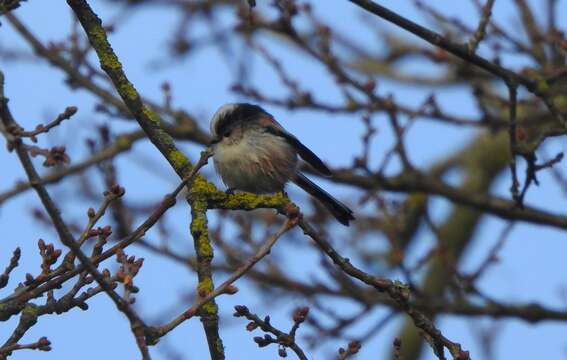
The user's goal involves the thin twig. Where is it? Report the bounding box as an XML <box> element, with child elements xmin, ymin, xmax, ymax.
<box><xmin>347</xmin><ymin>0</ymin><xmax>566</xmax><ymax>127</ymax></box>
<box><xmin>0</xmin><ymin>149</ymin><xmax>212</xmax><ymax>308</ymax></box>
<box><xmin>77</xmin><ymin>187</ymin><xmax>123</xmax><ymax>246</ymax></box>
<box><xmin>507</xmin><ymin>83</ymin><xmax>520</xmax><ymax>204</ymax></box>
<box><xmin>7</xmin><ymin>106</ymin><xmax>77</xmax><ymax>142</ymax></box>
<box><xmin>233</xmin><ymin>305</ymin><xmax>309</xmax><ymax>360</ymax></box>
<box><xmin>467</xmin><ymin>0</ymin><xmax>496</xmax><ymax>53</ymax></box>
<box><xmin>156</xmin><ymin>215</ymin><xmax>298</xmax><ymax>338</ymax></box>
<box><xmin>298</xmin><ymin>218</ymin><xmax>470</xmax><ymax>359</ymax></box>
<box><xmin>0</xmin><ymin>72</ymin><xmax>152</xmax><ymax>360</ymax></box>
<box><xmin>0</xmin><ymin>248</ymin><xmax>21</xmax><ymax>290</ymax></box>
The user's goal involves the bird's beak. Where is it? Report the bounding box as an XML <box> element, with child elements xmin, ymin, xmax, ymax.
<box><xmin>209</xmin><ymin>136</ymin><xmax>221</xmax><ymax>145</ymax></box>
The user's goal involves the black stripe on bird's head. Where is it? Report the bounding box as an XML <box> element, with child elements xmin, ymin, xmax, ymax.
<box><xmin>210</xmin><ymin>103</ymin><xmax>271</xmax><ymax>143</ymax></box>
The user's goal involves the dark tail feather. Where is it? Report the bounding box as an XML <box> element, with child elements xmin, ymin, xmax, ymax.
<box><xmin>293</xmin><ymin>172</ymin><xmax>355</xmax><ymax>226</ymax></box>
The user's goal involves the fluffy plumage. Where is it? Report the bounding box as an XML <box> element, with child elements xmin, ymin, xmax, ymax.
<box><xmin>210</xmin><ymin>103</ymin><xmax>355</xmax><ymax>226</ymax></box>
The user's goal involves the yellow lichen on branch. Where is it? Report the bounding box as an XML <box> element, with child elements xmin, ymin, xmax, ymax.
<box><xmin>66</xmin><ymin>3</ymin><xmax>295</xmax><ymax>359</ymax></box>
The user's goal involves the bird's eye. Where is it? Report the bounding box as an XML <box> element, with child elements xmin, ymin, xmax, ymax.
<box><xmin>223</xmin><ymin>131</ymin><xmax>231</xmax><ymax>138</ymax></box>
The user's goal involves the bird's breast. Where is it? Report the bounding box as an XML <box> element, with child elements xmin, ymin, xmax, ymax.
<box><xmin>213</xmin><ymin>132</ymin><xmax>298</xmax><ymax>193</ymax></box>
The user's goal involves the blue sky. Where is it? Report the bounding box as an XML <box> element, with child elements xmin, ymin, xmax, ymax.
<box><xmin>1</xmin><ymin>1</ymin><xmax>567</xmax><ymax>359</ymax></box>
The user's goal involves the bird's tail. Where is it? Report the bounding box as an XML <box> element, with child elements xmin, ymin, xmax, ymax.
<box><xmin>293</xmin><ymin>172</ymin><xmax>355</xmax><ymax>226</ymax></box>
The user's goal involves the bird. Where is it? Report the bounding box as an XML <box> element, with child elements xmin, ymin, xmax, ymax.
<box><xmin>209</xmin><ymin>103</ymin><xmax>354</xmax><ymax>226</ymax></box>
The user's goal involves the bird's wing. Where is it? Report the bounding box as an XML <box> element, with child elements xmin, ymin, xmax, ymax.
<box><xmin>260</xmin><ymin>116</ymin><xmax>332</xmax><ymax>177</ymax></box>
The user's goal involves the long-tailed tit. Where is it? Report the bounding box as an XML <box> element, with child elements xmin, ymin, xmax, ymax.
<box><xmin>209</xmin><ymin>103</ymin><xmax>354</xmax><ymax>226</ymax></box>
